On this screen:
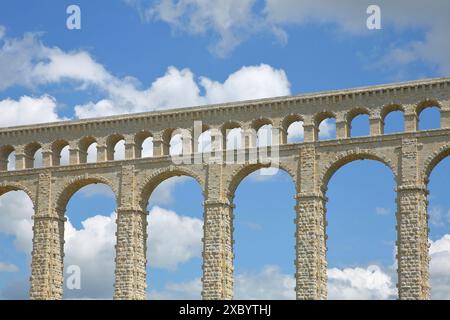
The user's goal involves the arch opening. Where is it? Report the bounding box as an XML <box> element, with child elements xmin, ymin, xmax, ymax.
<box><xmin>61</xmin><ymin>180</ymin><xmax>117</xmax><ymax>299</ymax></box>
<box><xmin>79</xmin><ymin>137</ymin><xmax>97</xmax><ymax>164</ymax></box>
<box><xmin>316</xmin><ymin>113</ymin><xmax>336</xmax><ymax>141</ymax></box>
<box><xmin>324</xmin><ymin>157</ymin><xmax>398</xmax><ymax>300</ymax></box>
<box><xmin>0</xmin><ymin>188</ymin><xmax>34</xmax><ymax>299</ymax></box>
<box><xmin>382</xmin><ymin>105</ymin><xmax>404</xmax><ymax>134</ymax></box>
<box><xmin>418</xmin><ymin>105</ymin><xmax>440</xmax><ymax>131</ymax></box>
<box><xmin>425</xmin><ymin>149</ymin><xmax>450</xmax><ymax>299</ymax></box>
<box><xmin>349</xmin><ymin>111</ymin><xmax>370</xmax><ymax>137</ymax></box>
<box><xmin>0</xmin><ymin>145</ymin><xmax>15</xmax><ymax>171</ymax></box>
<box><xmin>143</xmin><ymin>173</ymin><xmax>204</xmax><ymax>300</ymax></box>
<box><xmin>136</xmin><ymin>131</ymin><xmax>153</xmax><ymax>158</ymax></box>
<box><xmin>230</xmin><ymin>165</ymin><xmax>296</xmax><ymax>299</ymax></box>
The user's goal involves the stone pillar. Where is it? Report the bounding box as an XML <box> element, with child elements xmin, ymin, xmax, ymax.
<box><xmin>42</xmin><ymin>146</ymin><xmax>53</xmax><ymax>167</ymax></box>
<box><xmin>295</xmin><ymin>144</ymin><xmax>327</xmax><ymax>300</ymax></box>
<box><xmin>396</xmin><ymin>138</ymin><xmax>429</xmax><ymax>300</ymax></box>
<box><xmin>124</xmin><ymin>136</ymin><xmax>137</xmax><ymax>160</ymax></box>
<box><xmin>97</xmin><ymin>143</ymin><xmax>108</xmax><ymax>162</ymax></box>
<box><xmin>15</xmin><ymin>146</ymin><xmax>27</xmax><ymax>170</ymax></box>
<box><xmin>404</xmin><ymin>105</ymin><xmax>418</xmax><ymax>132</ymax></box>
<box><xmin>202</xmin><ymin>164</ymin><xmax>233</xmax><ymax>300</ymax></box>
<box><xmin>30</xmin><ymin>173</ymin><xmax>65</xmax><ymax>300</ymax></box>
<box><xmin>202</xmin><ymin>199</ymin><xmax>234</xmax><ymax>300</ymax></box>
<box><xmin>370</xmin><ymin>116</ymin><xmax>383</xmax><ymax>135</ymax></box>
<box><xmin>336</xmin><ymin>121</ymin><xmax>348</xmax><ymax>139</ymax></box>
<box><xmin>114</xmin><ymin>208</ymin><xmax>148</xmax><ymax>300</ymax></box>
<box><xmin>69</xmin><ymin>142</ymin><xmax>80</xmax><ymax>165</ymax></box>
<box><xmin>153</xmin><ymin>133</ymin><xmax>169</xmax><ymax>157</ymax></box>
<box><xmin>303</xmin><ymin>124</ymin><xmax>315</xmax><ymax>143</ymax></box>
<box><xmin>114</xmin><ymin>164</ymin><xmax>147</xmax><ymax>300</ymax></box>
<box><xmin>295</xmin><ymin>192</ymin><xmax>327</xmax><ymax>300</ymax></box>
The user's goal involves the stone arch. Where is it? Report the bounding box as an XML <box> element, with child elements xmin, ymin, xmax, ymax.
<box><xmin>106</xmin><ymin>133</ymin><xmax>125</xmax><ymax>160</ymax></box>
<box><xmin>283</xmin><ymin>114</ymin><xmax>304</xmax><ymax>144</ymax></box>
<box><xmin>222</xmin><ymin>121</ymin><xmax>243</xmax><ymax>150</ymax></box>
<box><xmin>135</xmin><ymin>130</ymin><xmax>153</xmax><ymax>158</ymax></box>
<box><xmin>381</xmin><ymin>104</ymin><xmax>404</xmax><ymax>122</ymax></box>
<box><xmin>226</xmin><ymin>162</ymin><xmax>297</xmax><ymax>201</ymax></box>
<box><xmin>320</xmin><ymin>150</ymin><xmax>397</xmax><ymax>192</ymax></box>
<box><xmin>51</xmin><ymin>139</ymin><xmax>70</xmax><ymax>166</ymax></box>
<box><xmin>0</xmin><ymin>145</ymin><xmax>15</xmax><ymax>170</ymax></box>
<box><xmin>0</xmin><ymin>182</ymin><xmax>36</xmax><ymax>209</ymax></box>
<box><xmin>139</xmin><ymin>166</ymin><xmax>205</xmax><ymax>210</ymax></box>
<box><xmin>422</xmin><ymin>144</ymin><xmax>450</xmax><ymax>184</ymax></box>
<box><xmin>55</xmin><ymin>175</ymin><xmax>118</xmax><ymax>216</ymax></box>
<box><xmin>79</xmin><ymin>136</ymin><xmax>97</xmax><ymax>163</ymax></box>
<box><xmin>24</xmin><ymin>142</ymin><xmax>42</xmax><ymax>168</ymax></box>
<box><xmin>416</xmin><ymin>99</ymin><xmax>442</xmax><ymax>116</ymax></box>
<box><xmin>251</xmin><ymin>118</ymin><xmax>273</xmax><ymax>132</ymax></box>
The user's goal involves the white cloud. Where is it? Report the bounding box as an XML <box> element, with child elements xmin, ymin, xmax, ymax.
<box><xmin>328</xmin><ymin>265</ymin><xmax>397</xmax><ymax>300</ymax></box>
<box><xmin>0</xmin><ymin>28</ymin><xmax>291</xmax><ymax>122</ymax></box>
<box><xmin>75</xmin><ymin>63</ymin><xmax>291</xmax><ymax>118</ymax></box>
<box><xmin>148</xmin><ymin>176</ymin><xmax>190</xmax><ymax>206</ymax></box>
<box><xmin>429</xmin><ymin>235</ymin><xmax>450</xmax><ymax>299</ymax></box>
<box><xmin>63</xmin><ymin>213</ymin><xmax>117</xmax><ymax>299</ymax></box>
<box><xmin>128</xmin><ymin>1</ymin><xmax>450</xmax><ymax>73</ymax></box>
<box><xmin>147</xmin><ymin>206</ymin><xmax>203</xmax><ymax>270</ymax></box>
<box><xmin>235</xmin><ymin>265</ymin><xmax>295</xmax><ymax>300</ymax></box>
<box><xmin>128</xmin><ymin>0</ymin><xmax>261</xmax><ymax>57</ymax></box>
<box><xmin>148</xmin><ymin>277</ymin><xmax>202</xmax><ymax>300</ymax></box>
<box><xmin>0</xmin><ymin>95</ymin><xmax>63</xmax><ymax>127</ymax></box>
<box><xmin>0</xmin><ymin>263</ymin><xmax>19</xmax><ymax>273</ymax></box>
<box><xmin>0</xmin><ymin>191</ymin><xmax>34</xmax><ymax>255</ymax></box>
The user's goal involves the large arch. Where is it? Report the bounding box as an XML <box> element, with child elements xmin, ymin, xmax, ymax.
<box><xmin>139</xmin><ymin>166</ymin><xmax>205</xmax><ymax>211</ymax></box>
<box><xmin>55</xmin><ymin>176</ymin><xmax>118</xmax><ymax>215</ymax></box>
<box><xmin>320</xmin><ymin>151</ymin><xmax>397</xmax><ymax>192</ymax></box>
<box><xmin>0</xmin><ymin>185</ymin><xmax>35</xmax><ymax>299</ymax></box>
<box><xmin>226</xmin><ymin>163</ymin><xmax>297</xmax><ymax>200</ymax></box>
<box><xmin>322</xmin><ymin>152</ymin><xmax>398</xmax><ymax>299</ymax></box>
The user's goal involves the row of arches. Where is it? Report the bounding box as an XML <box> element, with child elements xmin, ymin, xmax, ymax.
<box><xmin>1</xmin><ymin>147</ymin><xmax>448</xmax><ymax>299</ymax></box>
<box><xmin>0</xmin><ymin>101</ymin><xmax>444</xmax><ymax>171</ymax></box>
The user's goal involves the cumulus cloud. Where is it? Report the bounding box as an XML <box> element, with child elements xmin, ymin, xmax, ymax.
<box><xmin>328</xmin><ymin>265</ymin><xmax>397</xmax><ymax>300</ymax></box>
<box><xmin>429</xmin><ymin>235</ymin><xmax>450</xmax><ymax>299</ymax></box>
<box><xmin>235</xmin><ymin>265</ymin><xmax>295</xmax><ymax>300</ymax></box>
<box><xmin>147</xmin><ymin>206</ymin><xmax>203</xmax><ymax>270</ymax></box>
<box><xmin>148</xmin><ymin>277</ymin><xmax>202</xmax><ymax>300</ymax></box>
<box><xmin>0</xmin><ymin>27</ymin><xmax>291</xmax><ymax>122</ymax></box>
<box><xmin>128</xmin><ymin>1</ymin><xmax>450</xmax><ymax>73</ymax></box>
<box><xmin>0</xmin><ymin>95</ymin><xmax>63</xmax><ymax>127</ymax></box>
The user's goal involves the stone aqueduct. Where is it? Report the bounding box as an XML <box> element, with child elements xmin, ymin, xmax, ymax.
<box><xmin>1</xmin><ymin>77</ymin><xmax>450</xmax><ymax>300</ymax></box>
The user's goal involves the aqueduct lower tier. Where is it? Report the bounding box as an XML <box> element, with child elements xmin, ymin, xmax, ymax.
<box><xmin>1</xmin><ymin>77</ymin><xmax>450</xmax><ymax>300</ymax></box>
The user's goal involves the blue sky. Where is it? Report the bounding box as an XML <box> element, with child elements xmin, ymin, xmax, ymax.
<box><xmin>0</xmin><ymin>0</ymin><xmax>450</xmax><ymax>300</ymax></box>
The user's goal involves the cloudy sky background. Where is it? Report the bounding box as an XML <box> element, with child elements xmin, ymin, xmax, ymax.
<box><xmin>0</xmin><ymin>0</ymin><xmax>450</xmax><ymax>299</ymax></box>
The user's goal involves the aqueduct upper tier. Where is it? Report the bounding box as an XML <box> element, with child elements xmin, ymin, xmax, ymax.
<box><xmin>1</xmin><ymin>77</ymin><xmax>449</xmax><ymax>300</ymax></box>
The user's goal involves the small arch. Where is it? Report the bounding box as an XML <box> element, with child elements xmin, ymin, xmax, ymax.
<box><xmin>222</xmin><ymin>122</ymin><xmax>242</xmax><ymax>150</ymax></box>
<box><xmin>283</xmin><ymin>115</ymin><xmax>304</xmax><ymax>144</ymax></box>
<box><xmin>106</xmin><ymin>134</ymin><xmax>125</xmax><ymax>161</ymax></box>
<box><xmin>257</xmin><ymin>124</ymin><xmax>273</xmax><ymax>147</ymax></box>
<box><xmin>139</xmin><ymin>166</ymin><xmax>205</xmax><ymax>210</ymax></box>
<box><xmin>79</xmin><ymin>136</ymin><xmax>97</xmax><ymax>164</ymax></box>
<box><xmin>251</xmin><ymin>118</ymin><xmax>273</xmax><ymax>132</ymax></box>
<box><xmin>0</xmin><ymin>145</ymin><xmax>15</xmax><ymax>171</ymax></box>
<box><xmin>381</xmin><ymin>104</ymin><xmax>405</xmax><ymax>134</ymax></box>
<box><xmin>56</xmin><ymin>176</ymin><xmax>117</xmax><ymax>215</ymax></box>
<box><xmin>347</xmin><ymin>108</ymin><xmax>370</xmax><ymax>137</ymax></box>
<box><xmin>52</xmin><ymin>140</ymin><xmax>70</xmax><ymax>166</ymax></box>
<box><xmin>417</xmin><ymin>100</ymin><xmax>441</xmax><ymax>131</ymax></box>
<box><xmin>135</xmin><ymin>131</ymin><xmax>153</xmax><ymax>158</ymax></box>
<box><xmin>24</xmin><ymin>142</ymin><xmax>42</xmax><ymax>168</ymax></box>
<box><xmin>315</xmin><ymin>112</ymin><xmax>336</xmax><ymax>140</ymax></box>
